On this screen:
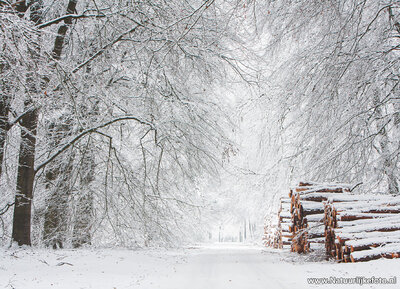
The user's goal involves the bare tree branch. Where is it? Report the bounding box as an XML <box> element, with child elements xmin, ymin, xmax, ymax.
<box><xmin>71</xmin><ymin>23</ymin><xmax>144</xmax><ymax>73</ymax></box>
<box><xmin>34</xmin><ymin>116</ymin><xmax>154</xmax><ymax>175</ymax></box>
<box><xmin>37</xmin><ymin>13</ymin><xmax>106</xmax><ymax>29</ymax></box>
<box><xmin>0</xmin><ymin>202</ymin><xmax>14</xmax><ymax>216</ymax></box>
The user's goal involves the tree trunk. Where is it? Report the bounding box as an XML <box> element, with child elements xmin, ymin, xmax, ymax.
<box><xmin>12</xmin><ymin>106</ymin><xmax>38</xmax><ymax>245</ymax></box>
<box><xmin>0</xmin><ymin>62</ymin><xmax>10</xmax><ymax>178</ymax></box>
<box><xmin>0</xmin><ymin>0</ymin><xmax>30</xmax><ymax>180</ymax></box>
<box><xmin>373</xmin><ymin>93</ymin><xmax>399</xmax><ymax>195</ymax></box>
<box><xmin>11</xmin><ymin>0</ymin><xmax>43</xmax><ymax>246</ymax></box>
<box><xmin>243</xmin><ymin>219</ymin><xmax>247</xmax><ymax>240</ymax></box>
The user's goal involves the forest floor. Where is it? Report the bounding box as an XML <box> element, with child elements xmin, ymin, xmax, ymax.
<box><xmin>0</xmin><ymin>243</ymin><xmax>399</xmax><ymax>289</ymax></box>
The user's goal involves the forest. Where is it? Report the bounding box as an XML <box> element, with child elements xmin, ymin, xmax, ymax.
<box><xmin>1</xmin><ymin>0</ymin><xmax>400</xmax><ymax>288</ymax></box>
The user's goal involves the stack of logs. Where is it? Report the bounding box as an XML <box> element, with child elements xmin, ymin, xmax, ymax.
<box><xmin>262</xmin><ymin>213</ymin><xmax>280</xmax><ymax>248</ymax></box>
<box><xmin>262</xmin><ymin>197</ymin><xmax>291</xmax><ymax>249</ymax></box>
<box><xmin>289</xmin><ymin>182</ymin><xmax>351</xmax><ymax>253</ymax></box>
<box><xmin>263</xmin><ymin>182</ymin><xmax>351</xmax><ymax>252</ymax></box>
<box><xmin>264</xmin><ymin>182</ymin><xmax>400</xmax><ymax>262</ymax></box>
<box><xmin>279</xmin><ymin>197</ymin><xmax>292</xmax><ymax>249</ymax></box>
<box><xmin>324</xmin><ymin>194</ymin><xmax>400</xmax><ymax>262</ymax></box>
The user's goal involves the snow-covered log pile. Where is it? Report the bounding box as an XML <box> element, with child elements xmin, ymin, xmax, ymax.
<box><xmin>262</xmin><ymin>214</ymin><xmax>280</xmax><ymax>248</ymax></box>
<box><xmin>264</xmin><ymin>182</ymin><xmax>352</xmax><ymax>252</ymax></box>
<box><xmin>324</xmin><ymin>194</ymin><xmax>400</xmax><ymax>262</ymax></box>
<box><xmin>279</xmin><ymin>197</ymin><xmax>292</xmax><ymax>249</ymax></box>
<box><xmin>289</xmin><ymin>182</ymin><xmax>351</xmax><ymax>253</ymax></box>
<box><xmin>263</xmin><ymin>197</ymin><xmax>291</xmax><ymax>249</ymax></box>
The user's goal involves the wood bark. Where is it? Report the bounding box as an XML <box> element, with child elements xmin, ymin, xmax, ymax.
<box><xmin>11</xmin><ymin>0</ymin><xmax>42</xmax><ymax>246</ymax></box>
<box><xmin>373</xmin><ymin>92</ymin><xmax>399</xmax><ymax>194</ymax></box>
<box><xmin>0</xmin><ymin>62</ymin><xmax>10</xmax><ymax>178</ymax></box>
<box><xmin>12</xmin><ymin>106</ymin><xmax>38</xmax><ymax>245</ymax></box>
<box><xmin>12</xmin><ymin>0</ymin><xmax>78</xmax><ymax>246</ymax></box>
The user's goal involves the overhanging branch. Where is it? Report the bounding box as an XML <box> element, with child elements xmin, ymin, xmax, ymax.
<box><xmin>0</xmin><ymin>202</ymin><xmax>14</xmax><ymax>216</ymax></box>
<box><xmin>34</xmin><ymin>116</ymin><xmax>154</xmax><ymax>175</ymax></box>
<box><xmin>71</xmin><ymin>22</ymin><xmax>144</xmax><ymax>73</ymax></box>
<box><xmin>37</xmin><ymin>13</ymin><xmax>106</xmax><ymax>29</ymax></box>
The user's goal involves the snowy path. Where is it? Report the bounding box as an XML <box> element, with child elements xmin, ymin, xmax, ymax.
<box><xmin>139</xmin><ymin>244</ymin><xmax>293</xmax><ymax>289</ymax></box>
<box><xmin>1</xmin><ymin>243</ymin><xmax>399</xmax><ymax>288</ymax></box>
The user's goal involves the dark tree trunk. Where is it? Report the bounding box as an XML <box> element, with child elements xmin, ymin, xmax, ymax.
<box><xmin>11</xmin><ymin>0</ymin><xmax>43</xmax><ymax>246</ymax></box>
<box><xmin>0</xmin><ymin>0</ymin><xmax>29</xmax><ymax>180</ymax></box>
<box><xmin>12</xmin><ymin>106</ymin><xmax>38</xmax><ymax>245</ymax></box>
<box><xmin>0</xmin><ymin>63</ymin><xmax>10</xmax><ymax>178</ymax></box>
<box><xmin>51</xmin><ymin>0</ymin><xmax>77</xmax><ymax>61</ymax></box>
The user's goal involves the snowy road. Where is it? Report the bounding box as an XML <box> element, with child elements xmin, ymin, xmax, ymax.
<box><xmin>179</xmin><ymin>244</ymin><xmax>307</xmax><ymax>288</ymax></box>
<box><xmin>1</xmin><ymin>243</ymin><xmax>399</xmax><ymax>288</ymax></box>
<box><xmin>139</xmin><ymin>244</ymin><xmax>294</xmax><ymax>289</ymax></box>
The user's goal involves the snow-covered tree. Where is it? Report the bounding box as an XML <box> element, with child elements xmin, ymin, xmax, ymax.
<box><xmin>0</xmin><ymin>0</ymin><xmax>248</xmax><ymax>247</ymax></box>
<box><xmin>248</xmin><ymin>0</ymin><xmax>400</xmax><ymax>195</ymax></box>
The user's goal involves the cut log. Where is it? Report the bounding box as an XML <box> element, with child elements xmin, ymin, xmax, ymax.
<box><xmin>337</xmin><ymin>212</ymin><xmax>400</xmax><ymax>221</ymax></box>
<box><xmin>335</xmin><ymin>220</ymin><xmax>400</xmax><ymax>234</ymax></box>
<box><xmin>336</xmin><ymin>230</ymin><xmax>400</xmax><ymax>242</ymax></box>
<box><xmin>332</xmin><ymin>202</ymin><xmax>400</xmax><ymax>211</ymax></box>
<box><xmin>309</xmin><ymin>237</ymin><xmax>325</xmax><ymax>244</ymax></box>
<box><xmin>308</xmin><ymin>232</ymin><xmax>325</xmax><ymax>239</ymax></box>
<box><xmin>305</xmin><ymin>214</ymin><xmax>324</xmax><ymax>222</ymax></box>
<box><xmin>281</xmin><ymin>203</ymin><xmax>291</xmax><ymax>211</ymax></box>
<box><xmin>350</xmin><ymin>243</ymin><xmax>400</xmax><ymax>262</ymax></box>
<box><xmin>281</xmin><ymin>198</ymin><xmax>292</xmax><ymax>203</ymax></box>
<box><xmin>336</xmin><ymin>214</ymin><xmax>400</xmax><ymax>228</ymax></box>
<box><xmin>303</xmin><ymin>193</ymin><xmax>400</xmax><ymax>203</ymax></box>
<box><xmin>281</xmin><ymin>223</ymin><xmax>291</xmax><ymax>232</ymax></box>
<box><xmin>298</xmin><ymin>182</ymin><xmax>315</xmax><ymax>187</ymax></box>
<box><xmin>293</xmin><ymin>182</ymin><xmax>352</xmax><ymax>194</ymax></box>
<box><xmin>345</xmin><ymin>235</ymin><xmax>400</xmax><ymax>252</ymax></box>
<box><xmin>280</xmin><ymin>211</ymin><xmax>291</xmax><ymax>218</ymax></box>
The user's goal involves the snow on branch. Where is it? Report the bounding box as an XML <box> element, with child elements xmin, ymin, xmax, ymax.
<box><xmin>0</xmin><ymin>202</ymin><xmax>14</xmax><ymax>216</ymax></box>
<box><xmin>37</xmin><ymin>13</ymin><xmax>107</xmax><ymax>29</ymax></box>
<box><xmin>71</xmin><ymin>22</ymin><xmax>144</xmax><ymax>74</ymax></box>
<box><xmin>34</xmin><ymin>116</ymin><xmax>154</xmax><ymax>175</ymax></box>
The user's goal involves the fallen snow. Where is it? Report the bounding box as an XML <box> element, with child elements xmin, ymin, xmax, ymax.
<box><xmin>1</xmin><ymin>243</ymin><xmax>399</xmax><ymax>289</ymax></box>
<box><xmin>305</xmin><ymin>214</ymin><xmax>324</xmax><ymax>222</ymax></box>
<box><xmin>279</xmin><ymin>211</ymin><xmax>291</xmax><ymax>219</ymax></box>
<box><xmin>337</xmin><ymin>215</ymin><xmax>400</xmax><ymax>228</ymax></box>
<box><xmin>346</xmin><ymin>235</ymin><xmax>400</xmax><ymax>247</ymax></box>
<box><xmin>301</xmin><ymin>192</ymin><xmax>400</xmax><ymax>203</ymax></box>
<box><xmin>339</xmin><ymin>230</ymin><xmax>400</xmax><ymax>241</ymax></box>
<box><xmin>336</xmin><ymin>219</ymin><xmax>400</xmax><ymax>234</ymax></box>
<box><xmin>290</xmin><ymin>183</ymin><xmax>353</xmax><ymax>194</ymax></box>
<box><xmin>351</xmin><ymin>243</ymin><xmax>400</xmax><ymax>260</ymax></box>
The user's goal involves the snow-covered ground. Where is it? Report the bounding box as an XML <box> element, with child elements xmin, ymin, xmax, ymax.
<box><xmin>1</xmin><ymin>243</ymin><xmax>399</xmax><ymax>289</ymax></box>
